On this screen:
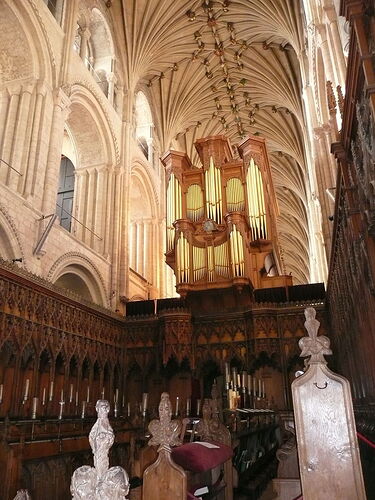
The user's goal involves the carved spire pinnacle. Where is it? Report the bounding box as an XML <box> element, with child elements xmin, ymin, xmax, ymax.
<box><xmin>298</xmin><ymin>307</ymin><xmax>332</xmax><ymax>365</ymax></box>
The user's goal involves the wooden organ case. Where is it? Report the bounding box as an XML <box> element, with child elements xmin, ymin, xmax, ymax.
<box><xmin>162</xmin><ymin>135</ymin><xmax>292</xmax><ymax>296</ymax></box>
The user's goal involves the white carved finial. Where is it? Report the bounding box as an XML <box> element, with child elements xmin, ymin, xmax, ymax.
<box><xmin>298</xmin><ymin>307</ymin><xmax>332</xmax><ymax>365</ymax></box>
<box><xmin>71</xmin><ymin>400</ymin><xmax>129</xmax><ymax>499</ymax></box>
<box><xmin>148</xmin><ymin>392</ymin><xmax>182</xmax><ymax>452</ymax></box>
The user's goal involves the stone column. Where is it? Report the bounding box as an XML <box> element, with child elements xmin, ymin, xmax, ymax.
<box><xmin>324</xmin><ymin>6</ymin><xmax>347</xmax><ymax>87</ymax></box>
<box><xmin>41</xmin><ymin>89</ymin><xmax>71</xmax><ymax>214</ymax></box>
<box><xmin>0</xmin><ymin>85</ymin><xmax>21</xmax><ymax>186</ymax></box>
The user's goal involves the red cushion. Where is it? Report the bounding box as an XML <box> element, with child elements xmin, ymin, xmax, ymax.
<box><xmin>172</xmin><ymin>441</ymin><xmax>233</xmax><ymax>472</ymax></box>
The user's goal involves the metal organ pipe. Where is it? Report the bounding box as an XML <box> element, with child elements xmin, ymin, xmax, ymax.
<box><xmin>166</xmin><ymin>173</ymin><xmax>182</xmax><ymax>251</ymax></box>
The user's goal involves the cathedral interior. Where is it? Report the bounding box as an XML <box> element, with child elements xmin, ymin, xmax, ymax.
<box><xmin>0</xmin><ymin>0</ymin><xmax>374</xmax><ymax>498</ymax></box>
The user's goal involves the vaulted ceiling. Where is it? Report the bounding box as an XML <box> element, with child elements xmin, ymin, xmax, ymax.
<box><xmin>121</xmin><ymin>0</ymin><xmax>311</xmax><ymax>284</ymax></box>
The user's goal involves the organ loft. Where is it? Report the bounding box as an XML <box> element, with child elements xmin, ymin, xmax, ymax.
<box><xmin>0</xmin><ymin>0</ymin><xmax>374</xmax><ymax>499</ymax></box>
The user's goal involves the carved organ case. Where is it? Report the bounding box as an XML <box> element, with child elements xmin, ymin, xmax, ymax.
<box><xmin>162</xmin><ymin>135</ymin><xmax>292</xmax><ymax>296</ymax></box>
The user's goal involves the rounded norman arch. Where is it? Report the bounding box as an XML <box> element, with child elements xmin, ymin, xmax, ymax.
<box><xmin>0</xmin><ymin>203</ymin><xmax>24</xmax><ymax>262</ymax></box>
<box><xmin>48</xmin><ymin>253</ymin><xmax>108</xmax><ymax>306</ymax></box>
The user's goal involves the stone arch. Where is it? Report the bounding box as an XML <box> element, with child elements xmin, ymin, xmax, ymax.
<box><xmin>128</xmin><ymin>162</ymin><xmax>160</xmax><ymax>289</ymax></box>
<box><xmin>48</xmin><ymin>252</ymin><xmax>108</xmax><ymax>306</ymax></box>
<box><xmin>0</xmin><ymin>203</ymin><xmax>24</xmax><ymax>262</ymax></box>
<box><xmin>1</xmin><ymin>0</ymin><xmax>55</xmax><ymax>87</ymax></box>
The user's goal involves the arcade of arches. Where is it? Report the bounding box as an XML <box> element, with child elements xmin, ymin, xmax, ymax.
<box><xmin>0</xmin><ymin>0</ymin><xmax>374</xmax><ymax>498</ymax></box>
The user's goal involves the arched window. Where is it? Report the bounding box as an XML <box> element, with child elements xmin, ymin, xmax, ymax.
<box><xmin>56</xmin><ymin>156</ymin><xmax>75</xmax><ymax>232</ymax></box>
<box><xmin>135</xmin><ymin>92</ymin><xmax>153</xmax><ymax>161</ymax></box>
<box><xmin>43</xmin><ymin>0</ymin><xmax>64</xmax><ymax>24</ymax></box>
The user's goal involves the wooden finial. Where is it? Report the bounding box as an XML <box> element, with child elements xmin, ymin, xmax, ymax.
<box><xmin>148</xmin><ymin>393</ymin><xmax>182</xmax><ymax>451</ymax></box>
<box><xmin>298</xmin><ymin>307</ymin><xmax>332</xmax><ymax>365</ymax></box>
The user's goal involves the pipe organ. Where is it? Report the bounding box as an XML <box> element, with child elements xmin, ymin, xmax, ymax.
<box><xmin>161</xmin><ymin>135</ymin><xmax>292</xmax><ymax>296</ymax></box>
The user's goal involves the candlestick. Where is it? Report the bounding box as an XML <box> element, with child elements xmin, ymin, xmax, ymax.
<box><xmin>114</xmin><ymin>403</ymin><xmax>118</xmax><ymax>418</ymax></box>
<box><xmin>175</xmin><ymin>396</ymin><xmax>179</xmax><ymax>416</ymax></box>
<box><xmin>0</xmin><ymin>383</ymin><xmax>3</xmax><ymax>404</ymax></box>
<box><xmin>81</xmin><ymin>401</ymin><xmax>86</xmax><ymax>419</ymax></box>
<box><xmin>31</xmin><ymin>397</ymin><xmax>38</xmax><ymax>419</ymax></box>
<box><xmin>24</xmin><ymin>378</ymin><xmax>29</xmax><ymax>401</ymax></box>
<box><xmin>42</xmin><ymin>387</ymin><xmax>46</xmax><ymax>406</ymax></box>
<box><xmin>86</xmin><ymin>386</ymin><xmax>90</xmax><ymax>403</ymax></box>
<box><xmin>196</xmin><ymin>399</ymin><xmax>201</xmax><ymax>416</ymax></box>
<box><xmin>69</xmin><ymin>384</ymin><xmax>73</xmax><ymax>403</ymax></box>
<box><xmin>49</xmin><ymin>380</ymin><xmax>54</xmax><ymax>401</ymax></box>
<box><xmin>58</xmin><ymin>400</ymin><xmax>65</xmax><ymax>420</ymax></box>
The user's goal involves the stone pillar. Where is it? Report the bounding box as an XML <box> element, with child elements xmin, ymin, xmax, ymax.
<box><xmin>0</xmin><ymin>85</ymin><xmax>21</xmax><ymax>186</ymax></box>
<box><xmin>41</xmin><ymin>89</ymin><xmax>71</xmax><ymax>214</ymax></box>
<box><xmin>324</xmin><ymin>6</ymin><xmax>347</xmax><ymax>87</ymax></box>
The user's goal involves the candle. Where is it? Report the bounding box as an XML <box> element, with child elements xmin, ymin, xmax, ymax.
<box><xmin>42</xmin><ymin>387</ymin><xmax>46</xmax><ymax>405</ymax></box>
<box><xmin>258</xmin><ymin>379</ymin><xmax>262</xmax><ymax>398</ymax></box>
<box><xmin>31</xmin><ymin>397</ymin><xmax>38</xmax><ymax>419</ymax></box>
<box><xmin>115</xmin><ymin>388</ymin><xmax>119</xmax><ymax>403</ymax></box>
<box><xmin>86</xmin><ymin>386</ymin><xmax>90</xmax><ymax>403</ymax></box>
<box><xmin>127</xmin><ymin>402</ymin><xmax>130</xmax><ymax>417</ymax></box>
<box><xmin>237</xmin><ymin>374</ymin><xmax>241</xmax><ymax>388</ymax></box>
<box><xmin>175</xmin><ymin>396</ymin><xmax>179</xmax><ymax>416</ymax></box>
<box><xmin>60</xmin><ymin>389</ymin><xmax>64</xmax><ymax>402</ymax></box>
<box><xmin>58</xmin><ymin>400</ymin><xmax>64</xmax><ymax>420</ymax></box>
<box><xmin>101</xmin><ymin>387</ymin><xmax>105</xmax><ymax>399</ymax></box>
<box><xmin>225</xmin><ymin>362</ymin><xmax>230</xmax><ymax>384</ymax></box>
<box><xmin>122</xmin><ymin>395</ymin><xmax>125</xmax><ymax>408</ymax></box>
<box><xmin>81</xmin><ymin>401</ymin><xmax>86</xmax><ymax>418</ymax></box>
<box><xmin>262</xmin><ymin>380</ymin><xmax>265</xmax><ymax>398</ymax></box>
<box><xmin>241</xmin><ymin>371</ymin><xmax>247</xmax><ymax>389</ymax></box>
<box><xmin>0</xmin><ymin>383</ymin><xmax>3</xmax><ymax>403</ymax></box>
<box><xmin>49</xmin><ymin>380</ymin><xmax>54</xmax><ymax>401</ymax></box>
<box><xmin>142</xmin><ymin>393</ymin><xmax>148</xmax><ymax>413</ymax></box>
<box><xmin>253</xmin><ymin>377</ymin><xmax>257</xmax><ymax>396</ymax></box>
<box><xmin>24</xmin><ymin>379</ymin><xmax>29</xmax><ymax>400</ymax></box>
<box><xmin>231</xmin><ymin>368</ymin><xmax>237</xmax><ymax>389</ymax></box>
<box><xmin>196</xmin><ymin>399</ymin><xmax>201</xmax><ymax>416</ymax></box>
<box><xmin>247</xmin><ymin>375</ymin><xmax>252</xmax><ymax>395</ymax></box>
<box><xmin>75</xmin><ymin>390</ymin><xmax>78</xmax><ymax>406</ymax></box>
<box><xmin>69</xmin><ymin>384</ymin><xmax>73</xmax><ymax>403</ymax></box>
<box><xmin>186</xmin><ymin>398</ymin><xmax>191</xmax><ymax>416</ymax></box>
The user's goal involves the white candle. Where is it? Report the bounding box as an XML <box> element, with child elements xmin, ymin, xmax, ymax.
<box><xmin>258</xmin><ymin>379</ymin><xmax>262</xmax><ymax>397</ymax></box>
<box><xmin>42</xmin><ymin>387</ymin><xmax>46</xmax><ymax>405</ymax></box>
<box><xmin>122</xmin><ymin>395</ymin><xmax>125</xmax><ymax>407</ymax></box>
<box><xmin>115</xmin><ymin>388</ymin><xmax>119</xmax><ymax>403</ymax></box>
<box><xmin>75</xmin><ymin>390</ymin><xmax>78</xmax><ymax>406</ymax></box>
<box><xmin>101</xmin><ymin>387</ymin><xmax>105</xmax><ymax>399</ymax></box>
<box><xmin>24</xmin><ymin>379</ymin><xmax>29</xmax><ymax>400</ymax></box>
<box><xmin>60</xmin><ymin>388</ymin><xmax>64</xmax><ymax>402</ymax></box>
<box><xmin>127</xmin><ymin>402</ymin><xmax>130</xmax><ymax>417</ymax></box>
<box><xmin>262</xmin><ymin>380</ymin><xmax>265</xmax><ymax>398</ymax></box>
<box><xmin>225</xmin><ymin>363</ymin><xmax>230</xmax><ymax>384</ymax></box>
<box><xmin>58</xmin><ymin>400</ymin><xmax>64</xmax><ymax>420</ymax></box>
<box><xmin>186</xmin><ymin>398</ymin><xmax>191</xmax><ymax>416</ymax></box>
<box><xmin>241</xmin><ymin>371</ymin><xmax>247</xmax><ymax>389</ymax></box>
<box><xmin>175</xmin><ymin>396</ymin><xmax>179</xmax><ymax>416</ymax></box>
<box><xmin>81</xmin><ymin>401</ymin><xmax>86</xmax><ymax>418</ymax></box>
<box><xmin>0</xmin><ymin>383</ymin><xmax>3</xmax><ymax>403</ymax></box>
<box><xmin>196</xmin><ymin>399</ymin><xmax>201</xmax><ymax>416</ymax></box>
<box><xmin>69</xmin><ymin>384</ymin><xmax>73</xmax><ymax>403</ymax></box>
<box><xmin>248</xmin><ymin>375</ymin><xmax>252</xmax><ymax>394</ymax></box>
<box><xmin>142</xmin><ymin>393</ymin><xmax>148</xmax><ymax>412</ymax></box>
<box><xmin>49</xmin><ymin>380</ymin><xmax>54</xmax><ymax>401</ymax></box>
<box><xmin>253</xmin><ymin>377</ymin><xmax>257</xmax><ymax>396</ymax></box>
<box><xmin>31</xmin><ymin>397</ymin><xmax>38</xmax><ymax>419</ymax></box>
<box><xmin>86</xmin><ymin>386</ymin><xmax>90</xmax><ymax>403</ymax></box>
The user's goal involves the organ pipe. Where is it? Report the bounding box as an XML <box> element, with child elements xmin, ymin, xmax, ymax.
<box><xmin>176</xmin><ymin>233</ymin><xmax>190</xmax><ymax>283</ymax></box>
<box><xmin>246</xmin><ymin>158</ymin><xmax>267</xmax><ymax>241</ymax></box>
<box><xmin>205</xmin><ymin>157</ymin><xmax>222</xmax><ymax>223</ymax></box>
<box><xmin>193</xmin><ymin>245</ymin><xmax>206</xmax><ymax>281</ymax></box>
<box><xmin>226</xmin><ymin>177</ymin><xmax>245</xmax><ymax>212</ymax></box>
<box><xmin>166</xmin><ymin>173</ymin><xmax>182</xmax><ymax>251</ymax></box>
<box><xmin>214</xmin><ymin>242</ymin><xmax>230</xmax><ymax>278</ymax></box>
<box><xmin>230</xmin><ymin>225</ymin><xmax>245</xmax><ymax>277</ymax></box>
<box><xmin>187</xmin><ymin>184</ymin><xmax>204</xmax><ymax>221</ymax></box>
